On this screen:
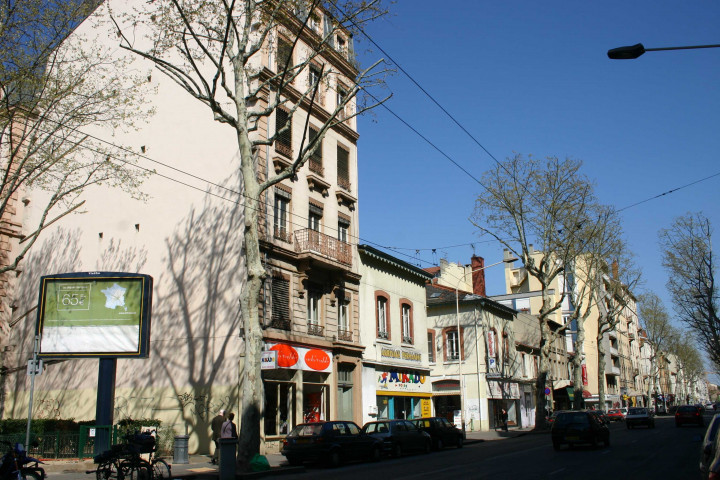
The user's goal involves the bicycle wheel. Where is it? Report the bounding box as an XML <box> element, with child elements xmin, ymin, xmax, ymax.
<box><xmin>96</xmin><ymin>461</ymin><xmax>121</xmax><ymax>480</ymax></box>
<box><xmin>119</xmin><ymin>459</ymin><xmax>152</xmax><ymax>480</ymax></box>
<box><xmin>151</xmin><ymin>459</ymin><xmax>171</xmax><ymax>480</ymax></box>
<box><xmin>21</xmin><ymin>470</ymin><xmax>42</xmax><ymax>480</ymax></box>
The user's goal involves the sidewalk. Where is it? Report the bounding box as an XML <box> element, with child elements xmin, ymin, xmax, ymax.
<box><xmin>42</xmin><ymin>427</ymin><xmax>540</xmax><ymax>479</ymax></box>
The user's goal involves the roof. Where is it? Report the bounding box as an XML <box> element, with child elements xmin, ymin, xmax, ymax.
<box><xmin>425</xmin><ymin>284</ymin><xmax>516</xmax><ymax>317</ymax></box>
<box><xmin>357</xmin><ymin>245</ymin><xmax>434</xmax><ymax>281</ymax></box>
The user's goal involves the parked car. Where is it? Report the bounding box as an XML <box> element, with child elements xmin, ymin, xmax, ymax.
<box><xmin>700</xmin><ymin>414</ymin><xmax>720</xmax><ymax>478</ymax></box>
<box><xmin>606</xmin><ymin>409</ymin><xmax>625</xmax><ymax>422</ymax></box>
<box><xmin>590</xmin><ymin>410</ymin><xmax>609</xmax><ymax>425</ymax></box>
<box><xmin>626</xmin><ymin>407</ymin><xmax>655</xmax><ymax>429</ymax></box>
<box><xmin>362</xmin><ymin>420</ymin><xmax>431</xmax><ymax>457</ymax></box>
<box><xmin>281</xmin><ymin>421</ymin><xmax>382</xmax><ymax>467</ymax></box>
<box><xmin>676</xmin><ymin>405</ymin><xmax>705</xmax><ymax>427</ymax></box>
<box><xmin>546</xmin><ymin>411</ymin><xmax>562</xmax><ymax>426</ymax></box>
<box><xmin>551</xmin><ymin>410</ymin><xmax>610</xmax><ymax>450</ymax></box>
<box><xmin>410</xmin><ymin>417</ymin><xmax>463</xmax><ymax>450</ymax></box>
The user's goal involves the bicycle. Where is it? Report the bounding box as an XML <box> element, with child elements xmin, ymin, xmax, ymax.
<box><xmin>89</xmin><ymin>431</ymin><xmax>170</xmax><ymax>480</ymax></box>
<box><xmin>0</xmin><ymin>441</ymin><xmax>45</xmax><ymax>480</ymax></box>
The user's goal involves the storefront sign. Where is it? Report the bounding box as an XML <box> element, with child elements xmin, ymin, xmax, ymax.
<box><xmin>265</xmin><ymin>343</ymin><xmax>332</xmax><ymax>372</ymax></box>
<box><xmin>487</xmin><ymin>330</ymin><xmax>496</xmax><ymax>358</ymax></box>
<box><xmin>376</xmin><ymin>369</ymin><xmax>428</xmax><ymax>393</ymax></box>
<box><xmin>582</xmin><ymin>363</ymin><xmax>588</xmax><ymax>385</ymax></box>
<box><xmin>488</xmin><ymin>381</ymin><xmax>520</xmax><ymax>399</ymax></box>
<box><xmin>261</xmin><ymin>350</ymin><xmax>277</xmax><ymax>370</ymax></box>
<box><xmin>421</xmin><ymin>398</ymin><xmax>432</xmax><ymax>417</ymax></box>
<box><xmin>379</xmin><ymin>346</ymin><xmax>422</xmax><ymax>364</ymax></box>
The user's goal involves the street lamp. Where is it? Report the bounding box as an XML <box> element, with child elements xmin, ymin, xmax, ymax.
<box><xmin>455</xmin><ymin>256</ymin><xmax>517</xmax><ymax>432</ymax></box>
<box><xmin>607</xmin><ymin>42</ymin><xmax>720</xmax><ymax>59</ymax></box>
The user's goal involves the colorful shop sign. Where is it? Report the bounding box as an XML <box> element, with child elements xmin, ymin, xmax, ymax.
<box><xmin>376</xmin><ymin>369</ymin><xmax>428</xmax><ymax>393</ymax></box>
<box><xmin>265</xmin><ymin>343</ymin><xmax>332</xmax><ymax>372</ymax></box>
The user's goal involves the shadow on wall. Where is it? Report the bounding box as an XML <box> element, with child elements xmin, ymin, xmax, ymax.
<box><xmin>3</xmin><ymin>177</ymin><xmax>244</xmax><ymax>453</ymax></box>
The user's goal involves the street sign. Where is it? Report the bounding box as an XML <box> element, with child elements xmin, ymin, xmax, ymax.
<box><xmin>26</xmin><ymin>358</ymin><xmax>43</xmax><ymax>376</ymax></box>
<box><xmin>544</xmin><ymin>387</ymin><xmax>551</xmax><ymax>395</ymax></box>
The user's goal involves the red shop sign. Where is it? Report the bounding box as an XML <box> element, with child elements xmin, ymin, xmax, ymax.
<box><xmin>305</xmin><ymin>349</ymin><xmax>331</xmax><ymax>371</ymax></box>
<box><xmin>271</xmin><ymin>344</ymin><xmax>299</xmax><ymax>368</ymax></box>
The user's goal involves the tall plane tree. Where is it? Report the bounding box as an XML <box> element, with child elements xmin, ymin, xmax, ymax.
<box><xmin>638</xmin><ymin>292</ymin><xmax>674</xmax><ymax>410</ymax></box>
<box><xmin>109</xmin><ymin>0</ymin><xmax>389</xmax><ymax>467</ymax></box>
<box><xmin>472</xmin><ymin>154</ymin><xmax>599</xmax><ymax>429</ymax></box>
<box><xmin>660</xmin><ymin>213</ymin><xmax>719</xmax><ymax>369</ymax></box>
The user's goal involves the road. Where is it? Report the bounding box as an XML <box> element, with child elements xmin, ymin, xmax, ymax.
<box><xmin>289</xmin><ymin>414</ymin><xmax>707</xmax><ymax>480</ymax></box>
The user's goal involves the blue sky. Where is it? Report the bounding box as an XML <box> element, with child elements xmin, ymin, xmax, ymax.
<box><xmin>355</xmin><ymin>1</ymin><xmax>720</xmax><ymax>325</ymax></box>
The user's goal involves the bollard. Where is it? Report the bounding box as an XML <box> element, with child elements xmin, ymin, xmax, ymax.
<box><xmin>218</xmin><ymin>438</ymin><xmax>238</xmax><ymax>480</ymax></box>
<box><xmin>173</xmin><ymin>435</ymin><xmax>189</xmax><ymax>464</ymax></box>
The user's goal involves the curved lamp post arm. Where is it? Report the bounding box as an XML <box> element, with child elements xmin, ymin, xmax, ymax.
<box><xmin>608</xmin><ymin>42</ymin><xmax>720</xmax><ymax>59</ymax></box>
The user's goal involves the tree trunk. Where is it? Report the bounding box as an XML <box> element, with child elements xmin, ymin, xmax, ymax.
<box><xmin>572</xmin><ymin>318</ymin><xmax>586</xmax><ymax>410</ymax></box>
<box><xmin>534</xmin><ymin>319</ymin><xmax>552</xmax><ymax>429</ymax></box>
<box><xmin>597</xmin><ymin>327</ymin><xmax>606</xmax><ymax>410</ymax></box>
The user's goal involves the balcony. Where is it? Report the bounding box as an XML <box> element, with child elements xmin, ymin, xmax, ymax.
<box><xmin>337</xmin><ymin>329</ymin><xmax>353</xmax><ymax>342</ymax></box>
<box><xmin>377</xmin><ymin>331</ymin><xmax>389</xmax><ymax>340</ymax></box>
<box><xmin>402</xmin><ymin>335</ymin><xmax>413</xmax><ymax>344</ymax></box>
<box><xmin>307</xmin><ymin>322</ymin><xmax>324</xmax><ymax>337</ymax></box>
<box><xmin>295</xmin><ymin>228</ymin><xmax>352</xmax><ymax>267</ymax></box>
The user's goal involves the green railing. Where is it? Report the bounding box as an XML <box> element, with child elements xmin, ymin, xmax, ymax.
<box><xmin>0</xmin><ymin>425</ymin><xmax>119</xmax><ymax>460</ymax></box>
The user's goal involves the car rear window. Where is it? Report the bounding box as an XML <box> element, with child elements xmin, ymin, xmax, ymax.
<box><xmin>628</xmin><ymin>408</ymin><xmax>645</xmax><ymax>415</ymax></box>
<box><xmin>678</xmin><ymin>406</ymin><xmax>697</xmax><ymax>413</ymax></box>
<box><xmin>288</xmin><ymin>424</ymin><xmax>323</xmax><ymax>437</ymax></box>
<box><xmin>555</xmin><ymin>412</ymin><xmax>590</xmax><ymax>426</ymax></box>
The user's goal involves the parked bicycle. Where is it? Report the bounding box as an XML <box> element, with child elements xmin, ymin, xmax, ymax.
<box><xmin>0</xmin><ymin>441</ymin><xmax>46</xmax><ymax>480</ymax></box>
<box><xmin>89</xmin><ymin>431</ymin><xmax>170</xmax><ymax>480</ymax></box>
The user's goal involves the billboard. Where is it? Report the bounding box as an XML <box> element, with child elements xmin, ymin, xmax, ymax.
<box><xmin>36</xmin><ymin>272</ymin><xmax>153</xmax><ymax>358</ymax></box>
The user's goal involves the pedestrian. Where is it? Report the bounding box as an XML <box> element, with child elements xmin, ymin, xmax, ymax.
<box><xmin>210</xmin><ymin>409</ymin><xmax>226</xmax><ymax>464</ymax></box>
<box><xmin>221</xmin><ymin>412</ymin><xmax>238</xmax><ymax>439</ymax></box>
<box><xmin>501</xmin><ymin>408</ymin><xmax>508</xmax><ymax>432</ymax></box>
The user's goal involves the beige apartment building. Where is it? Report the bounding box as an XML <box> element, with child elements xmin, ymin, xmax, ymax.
<box><xmin>3</xmin><ymin>0</ymin><xmax>364</xmax><ymax>455</ymax></box>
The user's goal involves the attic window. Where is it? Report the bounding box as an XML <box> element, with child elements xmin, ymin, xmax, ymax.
<box><xmin>430</xmin><ymin>293</ymin><xmax>441</xmax><ymax>298</ymax></box>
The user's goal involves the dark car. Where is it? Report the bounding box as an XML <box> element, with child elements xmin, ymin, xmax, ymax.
<box><xmin>676</xmin><ymin>405</ymin><xmax>705</xmax><ymax>427</ymax></box>
<box><xmin>700</xmin><ymin>414</ymin><xmax>720</xmax><ymax>478</ymax></box>
<box><xmin>362</xmin><ymin>420</ymin><xmax>431</xmax><ymax>457</ymax></box>
<box><xmin>625</xmin><ymin>407</ymin><xmax>655</xmax><ymax>429</ymax></box>
<box><xmin>410</xmin><ymin>417</ymin><xmax>463</xmax><ymax>450</ymax></box>
<box><xmin>281</xmin><ymin>421</ymin><xmax>382</xmax><ymax>467</ymax></box>
<box><xmin>551</xmin><ymin>410</ymin><xmax>610</xmax><ymax>450</ymax></box>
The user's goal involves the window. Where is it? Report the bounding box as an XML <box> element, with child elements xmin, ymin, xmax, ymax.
<box><xmin>275</xmin><ymin>109</ymin><xmax>292</xmax><ymax>157</ymax></box>
<box><xmin>264</xmin><ymin>379</ymin><xmax>295</xmax><ymax>436</ymax></box>
<box><xmin>338</xmin><ymin>218</ymin><xmax>349</xmax><ymax>243</ymax></box>
<box><xmin>308</xmin><ymin>290</ymin><xmax>321</xmax><ymax>325</ymax></box>
<box><xmin>446</xmin><ymin>330</ymin><xmax>459</xmax><ymax>361</ymax></box>
<box><xmin>336</xmin><ymin>85</ymin><xmax>348</xmax><ymax>119</ymax></box>
<box><xmin>427</xmin><ymin>330</ymin><xmax>436</xmax><ymax>363</ymax></box>
<box><xmin>337</xmin><ymin>145</ymin><xmax>350</xmax><ymax>190</ymax></box>
<box><xmin>309</xmin><ymin>203</ymin><xmax>322</xmax><ymax>231</ymax></box>
<box><xmin>339</xmin><ymin>302</ymin><xmax>349</xmax><ymax>331</ymax></box>
<box><xmin>277</xmin><ymin>38</ymin><xmax>293</xmax><ymax>72</ymax></box>
<box><xmin>308</xmin><ymin>127</ymin><xmax>323</xmax><ymax>175</ymax></box>
<box><xmin>336</xmin><ymin>35</ymin><xmax>347</xmax><ymax>57</ymax></box>
<box><xmin>376</xmin><ymin>295</ymin><xmax>389</xmax><ymax>339</ymax></box>
<box><xmin>401</xmin><ymin>302</ymin><xmax>413</xmax><ymax>344</ymax></box>
<box><xmin>273</xmin><ymin>188</ymin><xmax>290</xmax><ymax>242</ymax></box>
<box><xmin>309</xmin><ymin>13</ymin><xmax>320</xmax><ymax>33</ymax></box>
<box><xmin>309</xmin><ymin>64</ymin><xmax>323</xmax><ymax>105</ymax></box>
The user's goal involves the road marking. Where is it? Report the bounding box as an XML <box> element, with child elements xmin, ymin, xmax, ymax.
<box><xmin>549</xmin><ymin>468</ymin><xmax>566</xmax><ymax>476</ymax></box>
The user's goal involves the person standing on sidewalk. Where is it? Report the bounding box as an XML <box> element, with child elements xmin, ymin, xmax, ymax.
<box><xmin>501</xmin><ymin>408</ymin><xmax>508</xmax><ymax>432</ymax></box>
<box><xmin>210</xmin><ymin>409</ymin><xmax>226</xmax><ymax>464</ymax></box>
<box><xmin>221</xmin><ymin>412</ymin><xmax>238</xmax><ymax>439</ymax></box>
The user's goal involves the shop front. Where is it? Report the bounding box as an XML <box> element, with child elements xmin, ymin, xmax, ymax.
<box><xmin>375</xmin><ymin>368</ymin><xmax>432</xmax><ymax>420</ymax></box>
<box><xmin>487</xmin><ymin>380</ymin><xmax>520</xmax><ymax>429</ymax></box>
<box><xmin>261</xmin><ymin>343</ymin><xmax>334</xmax><ymax>452</ymax></box>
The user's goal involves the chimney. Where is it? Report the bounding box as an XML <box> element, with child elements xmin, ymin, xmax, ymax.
<box><xmin>471</xmin><ymin>256</ymin><xmax>486</xmax><ymax>297</ymax></box>
<box><xmin>612</xmin><ymin>260</ymin><xmax>619</xmax><ymax>279</ymax></box>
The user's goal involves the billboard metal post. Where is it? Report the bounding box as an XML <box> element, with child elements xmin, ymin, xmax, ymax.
<box><xmin>25</xmin><ymin>335</ymin><xmax>40</xmax><ymax>450</ymax></box>
<box><xmin>95</xmin><ymin>358</ymin><xmax>117</xmax><ymax>455</ymax></box>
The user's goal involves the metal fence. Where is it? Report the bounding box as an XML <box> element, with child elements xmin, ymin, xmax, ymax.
<box><xmin>0</xmin><ymin>429</ymin><xmax>112</xmax><ymax>460</ymax></box>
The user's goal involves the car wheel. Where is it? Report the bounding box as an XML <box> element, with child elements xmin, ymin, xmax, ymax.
<box><xmin>604</xmin><ymin>437</ymin><xmax>610</xmax><ymax>447</ymax></box>
<box><xmin>553</xmin><ymin>441</ymin><xmax>561</xmax><ymax>451</ymax></box>
<box><xmin>393</xmin><ymin>443</ymin><xmax>402</xmax><ymax>458</ymax></box>
<box><xmin>436</xmin><ymin>439</ymin><xmax>443</xmax><ymax>450</ymax></box>
<box><xmin>286</xmin><ymin>456</ymin><xmax>302</xmax><ymax>467</ymax></box>
<box><xmin>424</xmin><ymin>440</ymin><xmax>431</xmax><ymax>454</ymax></box>
<box><xmin>329</xmin><ymin>450</ymin><xmax>342</xmax><ymax>468</ymax></box>
<box><xmin>371</xmin><ymin>446</ymin><xmax>381</xmax><ymax>462</ymax></box>
<box><xmin>591</xmin><ymin>436</ymin><xmax>599</xmax><ymax>449</ymax></box>
<box><xmin>627</xmin><ymin>424</ymin><xmax>631</xmax><ymax>429</ymax></box>
<box><xmin>456</xmin><ymin>436</ymin><xmax>463</xmax><ymax>449</ymax></box>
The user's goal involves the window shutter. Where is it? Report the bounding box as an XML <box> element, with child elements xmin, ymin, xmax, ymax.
<box><xmin>271</xmin><ymin>277</ymin><xmax>290</xmax><ymax>322</ymax></box>
<box><xmin>275</xmin><ymin>109</ymin><xmax>292</xmax><ymax>156</ymax></box>
<box><xmin>337</xmin><ymin>146</ymin><xmax>350</xmax><ymax>190</ymax></box>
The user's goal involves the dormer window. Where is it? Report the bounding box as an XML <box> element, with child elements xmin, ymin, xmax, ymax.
<box><xmin>336</xmin><ymin>35</ymin><xmax>347</xmax><ymax>57</ymax></box>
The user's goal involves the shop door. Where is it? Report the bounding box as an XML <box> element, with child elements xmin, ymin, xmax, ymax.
<box><xmin>338</xmin><ymin>385</ymin><xmax>353</xmax><ymax>420</ymax></box>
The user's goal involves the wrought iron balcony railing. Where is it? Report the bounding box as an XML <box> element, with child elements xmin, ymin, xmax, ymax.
<box><xmin>294</xmin><ymin>228</ymin><xmax>352</xmax><ymax>266</ymax></box>
<box><xmin>307</xmin><ymin>322</ymin><xmax>324</xmax><ymax>337</ymax></box>
<box><xmin>337</xmin><ymin>329</ymin><xmax>353</xmax><ymax>342</ymax></box>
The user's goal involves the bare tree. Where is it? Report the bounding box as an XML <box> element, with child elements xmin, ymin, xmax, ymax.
<box><xmin>109</xmin><ymin>0</ymin><xmax>389</xmax><ymax>466</ymax></box>
<box><xmin>472</xmin><ymin>154</ymin><xmax>600</xmax><ymax>429</ymax></box>
<box><xmin>638</xmin><ymin>292</ymin><xmax>673</xmax><ymax>410</ymax></box>
<box><xmin>667</xmin><ymin>331</ymin><xmax>704</xmax><ymax>404</ymax></box>
<box><xmin>0</xmin><ymin>1</ymin><xmax>151</xmax><ymax>340</ymax></box>
<box><xmin>659</xmin><ymin>213</ymin><xmax>720</xmax><ymax>370</ymax></box>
